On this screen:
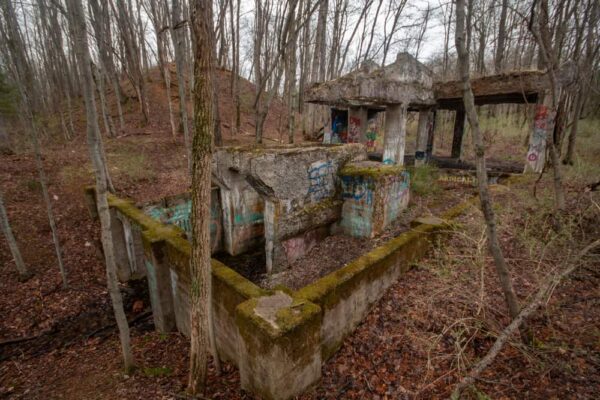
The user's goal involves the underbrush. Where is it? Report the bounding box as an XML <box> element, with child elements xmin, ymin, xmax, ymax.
<box><xmin>411</xmin><ymin>178</ymin><xmax>599</xmax><ymax>398</ymax></box>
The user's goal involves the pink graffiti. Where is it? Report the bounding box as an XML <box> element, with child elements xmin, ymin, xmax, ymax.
<box><xmin>348</xmin><ymin>117</ymin><xmax>361</xmax><ymax>143</ymax></box>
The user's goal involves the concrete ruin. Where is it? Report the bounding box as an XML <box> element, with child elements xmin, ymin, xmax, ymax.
<box><xmin>83</xmin><ymin>52</ymin><xmax>577</xmax><ymax>400</ymax></box>
<box><xmin>306</xmin><ymin>52</ymin><xmax>436</xmax><ymax>167</ymax></box>
<box><xmin>306</xmin><ymin>53</ymin><xmax>576</xmax><ymax>174</ymax></box>
<box><xmin>85</xmin><ymin>184</ymin><xmax>471</xmax><ymax>400</ymax></box>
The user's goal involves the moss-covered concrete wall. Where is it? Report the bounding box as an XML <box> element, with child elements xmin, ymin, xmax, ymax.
<box><xmin>85</xmin><ymin>186</ymin><xmax>473</xmax><ymax>400</ymax></box>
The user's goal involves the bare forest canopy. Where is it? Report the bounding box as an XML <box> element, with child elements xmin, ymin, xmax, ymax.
<box><xmin>0</xmin><ymin>0</ymin><xmax>599</xmax><ymax>148</ymax></box>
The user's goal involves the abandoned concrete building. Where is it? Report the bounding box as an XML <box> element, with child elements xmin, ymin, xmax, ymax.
<box><xmin>86</xmin><ymin>53</ymin><xmax>572</xmax><ymax>399</ymax></box>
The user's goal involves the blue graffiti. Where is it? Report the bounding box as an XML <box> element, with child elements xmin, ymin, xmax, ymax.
<box><xmin>341</xmin><ymin>176</ymin><xmax>373</xmax><ymax>206</ymax></box>
<box><xmin>382</xmin><ymin>158</ymin><xmax>394</xmax><ymax>165</ymax></box>
<box><xmin>308</xmin><ymin>161</ymin><xmax>334</xmax><ymax>201</ymax></box>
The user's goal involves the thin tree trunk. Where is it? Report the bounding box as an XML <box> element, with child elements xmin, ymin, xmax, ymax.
<box><xmin>188</xmin><ymin>0</ymin><xmax>216</xmax><ymax>394</ymax></box>
<box><xmin>66</xmin><ymin>0</ymin><xmax>133</xmax><ymax>370</ymax></box>
<box><xmin>171</xmin><ymin>0</ymin><xmax>192</xmax><ymax>171</ymax></box>
<box><xmin>455</xmin><ymin>0</ymin><xmax>525</xmax><ymax>338</ymax></box>
<box><xmin>0</xmin><ymin>188</ymin><xmax>31</xmax><ymax>280</ymax></box>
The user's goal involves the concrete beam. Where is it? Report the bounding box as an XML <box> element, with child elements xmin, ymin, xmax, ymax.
<box><xmin>382</xmin><ymin>104</ymin><xmax>407</xmax><ymax>165</ymax></box>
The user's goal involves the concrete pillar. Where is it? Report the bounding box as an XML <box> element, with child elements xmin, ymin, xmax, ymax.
<box><xmin>383</xmin><ymin>104</ymin><xmax>407</xmax><ymax>165</ymax></box>
<box><xmin>120</xmin><ymin>215</ymin><xmax>146</xmax><ymax>279</ymax></box>
<box><xmin>451</xmin><ymin>108</ymin><xmax>466</xmax><ymax>159</ymax></box>
<box><xmin>143</xmin><ymin>238</ymin><xmax>176</xmax><ymax>333</ymax></box>
<box><xmin>524</xmin><ymin>91</ymin><xmax>553</xmax><ymax>173</ymax></box>
<box><xmin>264</xmin><ymin>199</ymin><xmax>281</xmax><ymax>274</ymax></box>
<box><xmin>348</xmin><ymin>107</ymin><xmax>368</xmax><ymax>143</ymax></box>
<box><xmin>415</xmin><ymin>110</ymin><xmax>431</xmax><ymax>166</ymax></box>
<box><xmin>323</xmin><ymin>108</ymin><xmax>332</xmax><ymax>144</ymax></box>
<box><xmin>426</xmin><ymin>109</ymin><xmax>437</xmax><ymax>158</ymax></box>
<box><xmin>110</xmin><ymin>209</ymin><xmax>131</xmax><ymax>282</ymax></box>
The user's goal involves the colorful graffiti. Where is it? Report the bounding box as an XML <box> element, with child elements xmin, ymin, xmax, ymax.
<box><xmin>308</xmin><ymin>160</ymin><xmax>336</xmax><ymax>202</ymax></box>
<box><xmin>341</xmin><ymin>176</ymin><xmax>374</xmax><ymax>206</ymax></box>
<box><xmin>331</xmin><ymin>114</ymin><xmax>347</xmax><ymax>144</ymax></box>
<box><xmin>526</xmin><ymin>105</ymin><xmax>550</xmax><ymax>172</ymax></box>
<box><xmin>365</xmin><ymin>117</ymin><xmax>378</xmax><ymax>152</ymax></box>
<box><xmin>348</xmin><ymin>116</ymin><xmax>361</xmax><ymax>143</ymax></box>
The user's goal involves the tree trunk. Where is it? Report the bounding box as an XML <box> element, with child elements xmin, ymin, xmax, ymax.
<box><xmin>188</xmin><ymin>0</ymin><xmax>216</xmax><ymax>394</ymax></box>
<box><xmin>171</xmin><ymin>0</ymin><xmax>192</xmax><ymax>171</ymax></box>
<box><xmin>494</xmin><ymin>0</ymin><xmax>509</xmax><ymax>73</ymax></box>
<box><xmin>455</xmin><ymin>0</ymin><xmax>525</xmax><ymax>338</ymax></box>
<box><xmin>0</xmin><ymin>188</ymin><xmax>30</xmax><ymax>280</ymax></box>
<box><xmin>66</xmin><ymin>0</ymin><xmax>134</xmax><ymax>370</ymax></box>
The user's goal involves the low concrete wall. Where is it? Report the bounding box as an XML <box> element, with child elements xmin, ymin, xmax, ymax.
<box><xmin>85</xmin><ymin>187</ymin><xmax>473</xmax><ymax>400</ymax></box>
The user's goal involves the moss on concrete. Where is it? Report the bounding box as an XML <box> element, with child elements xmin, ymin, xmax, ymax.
<box><xmin>339</xmin><ymin>162</ymin><xmax>405</xmax><ymax>179</ymax></box>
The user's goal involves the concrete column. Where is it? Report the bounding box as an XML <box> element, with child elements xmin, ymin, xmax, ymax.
<box><xmin>426</xmin><ymin>109</ymin><xmax>437</xmax><ymax>158</ymax></box>
<box><xmin>524</xmin><ymin>91</ymin><xmax>553</xmax><ymax>173</ymax></box>
<box><xmin>110</xmin><ymin>209</ymin><xmax>131</xmax><ymax>282</ymax></box>
<box><xmin>348</xmin><ymin>107</ymin><xmax>368</xmax><ymax>143</ymax></box>
<box><xmin>383</xmin><ymin>104</ymin><xmax>407</xmax><ymax>165</ymax></box>
<box><xmin>323</xmin><ymin>109</ymin><xmax>332</xmax><ymax>144</ymax></box>
<box><xmin>415</xmin><ymin>110</ymin><xmax>430</xmax><ymax>166</ymax></box>
<box><xmin>143</xmin><ymin>238</ymin><xmax>176</xmax><ymax>333</ymax></box>
<box><xmin>264</xmin><ymin>199</ymin><xmax>280</xmax><ymax>274</ymax></box>
<box><xmin>451</xmin><ymin>108</ymin><xmax>466</xmax><ymax>159</ymax></box>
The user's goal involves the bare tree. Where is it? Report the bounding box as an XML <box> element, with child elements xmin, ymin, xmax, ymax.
<box><xmin>188</xmin><ymin>0</ymin><xmax>216</xmax><ymax>394</ymax></box>
<box><xmin>455</xmin><ymin>0</ymin><xmax>525</xmax><ymax>339</ymax></box>
<box><xmin>0</xmin><ymin>188</ymin><xmax>30</xmax><ymax>281</ymax></box>
<box><xmin>0</xmin><ymin>0</ymin><xmax>68</xmax><ymax>289</ymax></box>
<box><xmin>66</xmin><ymin>0</ymin><xmax>134</xmax><ymax>369</ymax></box>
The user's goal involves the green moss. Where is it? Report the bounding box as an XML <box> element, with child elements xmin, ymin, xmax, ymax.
<box><xmin>298</xmin><ymin>198</ymin><xmax>341</xmax><ymax>215</ymax></box>
<box><xmin>339</xmin><ymin>163</ymin><xmax>405</xmax><ymax>179</ymax></box>
<box><xmin>236</xmin><ymin>296</ymin><xmax>321</xmax><ymax>339</ymax></box>
<box><xmin>212</xmin><ymin>260</ymin><xmax>268</xmax><ymax>300</ymax></box>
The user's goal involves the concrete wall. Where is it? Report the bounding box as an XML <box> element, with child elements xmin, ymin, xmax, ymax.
<box><xmin>213</xmin><ymin>144</ymin><xmax>367</xmax><ymax>273</ymax></box>
<box><xmin>338</xmin><ymin>162</ymin><xmax>410</xmax><ymax>238</ymax></box>
<box><xmin>85</xmin><ymin>187</ymin><xmax>472</xmax><ymax>400</ymax></box>
<box><xmin>142</xmin><ymin>189</ymin><xmax>224</xmax><ymax>254</ymax></box>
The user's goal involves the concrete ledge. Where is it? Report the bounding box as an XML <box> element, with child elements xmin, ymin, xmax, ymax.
<box><xmin>236</xmin><ymin>292</ymin><xmax>322</xmax><ymax>400</ymax></box>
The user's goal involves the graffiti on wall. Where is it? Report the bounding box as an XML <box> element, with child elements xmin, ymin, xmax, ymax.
<box><xmin>365</xmin><ymin>117</ymin><xmax>378</xmax><ymax>152</ymax></box>
<box><xmin>383</xmin><ymin>172</ymin><xmax>410</xmax><ymax>225</ymax></box>
<box><xmin>331</xmin><ymin>114</ymin><xmax>347</xmax><ymax>143</ymax></box>
<box><xmin>348</xmin><ymin>116</ymin><xmax>361</xmax><ymax>143</ymax></box>
<box><xmin>526</xmin><ymin>105</ymin><xmax>550</xmax><ymax>172</ymax></box>
<box><xmin>308</xmin><ymin>160</ymin><xmax>336</xmax><ymax>202</ymax></box>
<box><xmin>341</xmin><ymin>175</ymin><xmax>374</xmax><ymax>206</ymax></box>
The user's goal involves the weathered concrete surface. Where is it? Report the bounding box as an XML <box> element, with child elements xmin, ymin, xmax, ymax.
<box><xmin>338</xmin><ymin>161</ymin><xmax>410</xmax><ymax>238</ymax></box>
<box><xmin>213</xmin><ymin>144</ymin><xmax>367</xmax><ymax>273</ymax></box>
<box><xmin>305</xmin><ymin>53</ymin><xmax>435</xmax><ymax>108</ymax></box>
<box><xmin>382</xmin><ymin>104</ymin><xmax>407</xmax><ymax>165</ymax></box>
<box><xmin>236</xmin><ymin>292</ymin><xmax>322</xmax><ymax>400</ymax></box>
<box><xmin>91</xmin><ymin>188</ymin><xmax>474</xmax><ymax>400</ymax></box>
<box><xmin>143</xmin><ymin>188</ymin><xmax>223</xmax><ymax>253</ymax></box>
<box><xmin>524</xmin><ymin>95</ymin><xmax>554</xmax><ymax>174</ymax></box>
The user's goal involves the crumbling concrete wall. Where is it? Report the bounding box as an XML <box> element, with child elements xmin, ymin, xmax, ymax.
<box><xmin>338</xmin><ymin>161</ymin><xmax>410</xmax><ymax>238</ymax></box>
<box><xmin>85</xmin><ymin>187</ymin><xmax>472</xmax><ymax>400</ymax></box>
<box><xmin>143</xmin><ymin>189</ymin><xmax>223</xmax><ymax>254</ymax></box>
<box><xmin>212</xmin><ymin>144</ymin><xmax>367</xmax><ymax>273</ymax></box>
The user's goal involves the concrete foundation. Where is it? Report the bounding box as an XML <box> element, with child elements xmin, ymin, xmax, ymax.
<box><xmin>85</xmin><ymin>183</ymin><xmax>472</xmax><ymax>400</ymax></box>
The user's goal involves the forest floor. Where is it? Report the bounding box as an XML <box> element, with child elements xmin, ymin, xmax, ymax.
<box><xmin>1</xmin><ymin>68</ymin><xmax>600</xmax><ymax>399</ymax></box>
